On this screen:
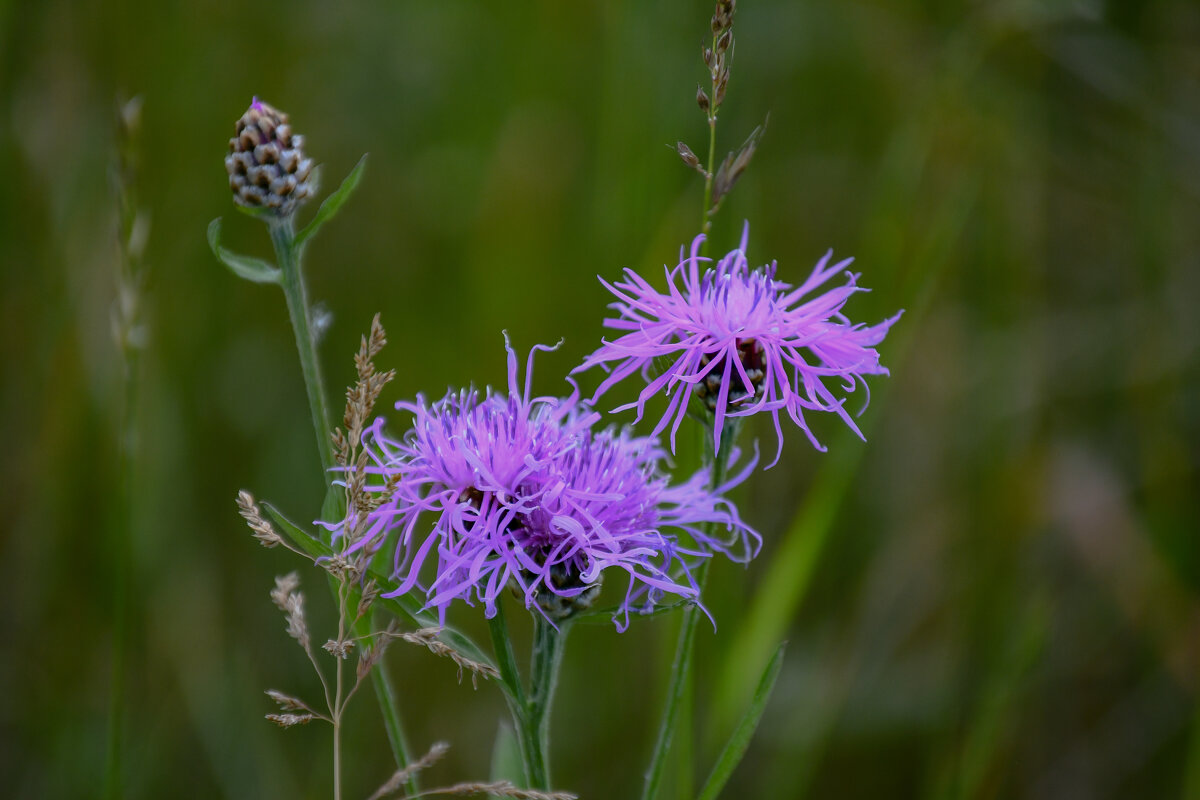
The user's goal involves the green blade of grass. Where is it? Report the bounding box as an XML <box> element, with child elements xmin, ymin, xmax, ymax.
<box><xmin>713</xmin><ymin>172</ymin><xmax>979</xmax><ymax>735</ymax></box>
<box><xmin>696</xmin><ymin>642</ymin><xmax>787</xmax><ymax>800</ymax></box>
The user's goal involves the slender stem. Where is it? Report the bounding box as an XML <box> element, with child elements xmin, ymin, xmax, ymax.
<box><xmin>489</xmin><ymin>606</ymin><xmax>537</xmax><ymax>785</ymax></box>
<box><xmin>269</xmin><ymin>218</ymin><xmax>337</xmax><ymax>480</ymax></box>
<box><xmin>642</xmin><ymin>435</ymin><xmax>733</xmax><ymax>800</ymax></box>
<box><xmin>642</xmin><ymin>570</ymin><xmax>704</xmax><ymax>800</ymax></box>
<box><xmin>269</xmin><ymin>215</ymin><xmax>412</xmax><ymax>790</ymax></box>
<box><xmin>526</xmin><ymin>617</ymin><xmax>567</xmax><ymax>790</ymax></box>
<box><xmin>488</xmin><ymin>603</ymin><xmax>529</xmax><ymax>708</ymax></box>
<box><xmin>369</xmin><ymin>610</ymin><xmax>418</xmax><ymax>793</ymax></box>
<box><xmin>700</xmin><ymin>30</ymin><xmax>720</xmax><ymax>245</ymax></box>
<box><xmin>333</xmin><ymin>580</ymin><xmax>348</xmax><ymax>800</ymax></box>
<box><xmin>104</xmin><ymin>328</ymin><xmax>138</xmax><ymax>800</ymax></box>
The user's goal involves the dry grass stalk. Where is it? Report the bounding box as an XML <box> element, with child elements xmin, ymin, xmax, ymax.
<box><xmin>237</xmin><ymin>489</ymin><xmax>282</xmax><ymax>548</ymax></box>
<box><xmin>324</xmin><ymin>638</ymin><xmax>355</xmax><ymax>659</ymax></box>
<box><xmin>410</xmin><ymin>781</ymin><xmax>577</xmax><ymax>800</ymax></box>
<box><xmin>265</xmin><ymin>689</ymin><xmax>309</xmax><ymax>712</ymax></box>
<box><xmin>265</xmin><ymin>712</ymin><xmax>316</xmax><ymax>728</ymax></box>
<box><xmin>270</xmin><ymin>572</ymin><xmax>311</xmax><ymax>650</ymax></box>
<box><xmin>333</xmin><ymin>313</ymin><xmax>398</xmax><ymax>549</ymax></box>
<box><xmin>365</xmin><ymin>741</ymin><xmax>451</xmax><ymax>800</ymax></box>
<box><xmin>396</xmin><ymin>627</ymin><xmax>501</xmax><ymax>687</ymax></box>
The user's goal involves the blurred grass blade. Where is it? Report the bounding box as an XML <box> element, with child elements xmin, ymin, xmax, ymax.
<box><xmin>641</xmin><ymin>586</ymin><xmax>705</xmax><ymax>800</ymax></box>
<box><xmin>370</xmin><ymin>649</ymin><xmax>417</xmax><ymax>791</ymax></box>
<box><xmin>488</xmin><ymin>720</ymin><xmax>524</xmax><ymax>799</ymax></box>
<box><xmin>696</xmin><ymin>642</ymin><xmax>786</xmax><ymax>800</ymax></box>
<box><xmin>712</xmin><ymin>447</ymin><xmax>856</xmax><ymax>730</ymax></box>
<box><xmin>207</xmin><ymin>218</ymin><xmax>280</xmax><ymax>284</ymax></box>
<box><xmin>295</xmin><ymin>154</ymin><xmax>368</xmax><ymax>250</ymax></box>
<box><xmin>713</xmin><ymin>173</ymin><xmax>979</xmax><ymax>734</ymax></box>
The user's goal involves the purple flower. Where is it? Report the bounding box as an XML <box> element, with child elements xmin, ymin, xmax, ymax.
<box><xmin>576</xmin><ymin>224</ymin><xmax>901</xmax><ymax>465</ymax></box>
<box><xmin>350</xmin><ymin>337</ymin><xmax>758</xmax><ymax>629</ymax></box>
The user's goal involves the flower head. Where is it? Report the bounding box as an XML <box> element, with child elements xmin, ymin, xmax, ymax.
<box><xmin>225</xmin><ymin>97</ymin><xmax>315</xmax><ymax>216</ymax></box>
<box><xmin>342</xmin><ymin>337</ymin><xmax>757</xmax><ymax>629</ymax></box>
<box><xmin>576</xmin><ymin>224</ymin><xmax>901</xmax><ymax>465</ymax></box>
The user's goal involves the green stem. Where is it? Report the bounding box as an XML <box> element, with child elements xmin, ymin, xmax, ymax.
<box><xmin>269</xmin><ymin>215</ymin><xmax>412</xmax><ymax>788</ymax></box>
<box><xmin>369</xmin><ymin>617</ymin><xmax>417</xmax><ymax>792</ymax></box>
<box><xmin>334</xmin><ymin>580</ymin><xmax>347</xmax><ymax>800</ymax></box>
<box><xmin>642</xmin><ymin>434</ymin><xmax>732</xmax><ymax>800</ymax></box>
<box><xmin>642</xmin><ymin>566</ymin><xmax>705</xmax><ymax>800</ymax></box>
<box><xmin>488</xmin><ymin>604</ymin><xmax>534</xmax><ymax>784</ymax></box>
<box><xmin>104</xmin><ymin>331</ymin><xmax>138</xmax><ymax>800</ymax></box>
<box><xmin>269</xmin><ymin>218</ymin><xmax>337</xmax><ymax>480</ymax></box>
<box><xmin>700</xmin><ymin>31</ymin><xmax>720</xmax><ymax>246</ymax></box>
<box><xmin>333</xmin><ymin>720</ymin><xmax>342</xmax><ymax>800</ymax></box>
<box><xmin>489</xmin><ymin>606</ymin><xmax>567</xmax><ymax>790</ymax></box>
<box><xmin>526</xmin><ymin>616</ymin><xmax>567</xmax><ymax>790</ymax></box>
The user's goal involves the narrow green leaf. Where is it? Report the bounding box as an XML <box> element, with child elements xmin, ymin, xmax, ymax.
<box><xmin>258</xmin><ymin>501</ymin><xmax>501</xmax><ymax>682</ymax></box>
<box><xmin>295</xmin><ymin>154</ymin><xmax>368</xmax><ymax>250</ymax></box>
<box><xmin>695</xmin><ymin>642</ymin><xmax>786</xmax><ymax>800</ymax></box>
<box><xmin>207</xmin><ymin>218</ymin><xmax>280</xmax><ymax>284</ymax></box>
<box><xmin>489</xmin><ymin>720</ymin><xmax>523</xmax><ymax>789</ymax></box>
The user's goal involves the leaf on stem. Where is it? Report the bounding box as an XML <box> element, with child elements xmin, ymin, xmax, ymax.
<box><xmin>295</xmin><ymin>153</ymin><xmax>368</xmax><ymax>251</ymax></box>
<box><xmin>207</xmin><ymin>218</ymin><xmax>281</xmax><ymax>284</ymax></box>
<box><xmin>695</xmin><ymin>641</ymin><xmax>786</xmax><ymax>800</ymax></box>
<box><xmin>489</xmin><ymin>720</ymin><xmax>523</xmax><ymax>790</ymax></box>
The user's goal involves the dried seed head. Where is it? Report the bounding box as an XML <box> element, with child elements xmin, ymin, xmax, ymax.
<box><xmin>676</xmin><ymin>141</ymin><xmax>700</xmax><ymax>170</ymax></box>
<box><xmin>710</xmin><ymin>116</ymin><xmax>766</xmax><ymax>209</ymax></box>
<box><xmin>715</xmin><ymin>68</ymin><xmax>731</xmax><ymax>108</ymax></box>
<box><xmin>270</xmin><ymin>572</ymin><xmax>301</xmax><ymax>611</ymax></box>
<box><xmin>716</xmin><ymin>29</ymin><xmax>733</xmax><ymax>54</ymax></box>
<box><xmin>236</xmin><ymin>490</ymin><xmax>282</xmax><ymax>548</ymax></box>
<box><xmin>265</xmin><ymin>689</ymin><xmax>308</xmax><ymax>712</ymax></box>
<box><xmin>427</xmin><ymin>781</ymin><xmax>577</xmax><ymax>800</ymax></box>
<box><xmin>265</xmin><ymin>712</ymin><xmax>315</xmax><ymax>728</ymax></box>
<box><xmin>270</xmin><ymin>573</ymin><xmax>310</xmax><ymax>650</ymax></box>
<box><xmin>323</xmin><ymin>638</ymin><xmax>355</xmax><ymax>659</ymax></box>
<box><xmin>366</xmin><ymin>741</ymin><xmax>452</xmax><ymax>800</ymax></box>
<box><xmin>398</xmin><ymin>627</ymin><xmax>500</xmax><ymax>688</ymax></box>
<box><xmin>225</xmin><ymin>97</ymin><xmax>315</xmax><ymax>217</ymax></box>
<box><xmin>696</xmin><ymin>85</ymin><xmax>711</xmax><ymax>113</ymax></box>
<box><xmin>712</xmin><ymin>0</ymin><xmax>736</xmax><ymax>32</ymax></box>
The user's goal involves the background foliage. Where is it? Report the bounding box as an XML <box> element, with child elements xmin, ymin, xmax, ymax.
<box><xmin>2</xmin><ymin>0</ymin><xmax>1199</xmax><ymax>797</ymax></box>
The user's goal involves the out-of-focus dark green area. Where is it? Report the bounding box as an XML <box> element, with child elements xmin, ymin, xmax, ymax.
<box><xmin>2</xmin><ymin>0</ymin><xmax>1199</xmax><ymax>797</ymax></box>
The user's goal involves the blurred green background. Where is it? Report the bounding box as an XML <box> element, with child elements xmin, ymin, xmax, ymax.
<box><xmin>2</xmin><ymin>0</ymin><xmax>1199</xmax><ymax>797</ymax></box>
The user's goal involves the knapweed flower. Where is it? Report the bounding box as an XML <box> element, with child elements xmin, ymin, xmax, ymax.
<box><xmin>343</xmin><ymin>338</ymin><xmax>757</xmax><ymax>629</ymax></box>
<box><xmin>225</xmin><ymin>97</ymin><xmax>315</xmax><ymax>216</ymax></box>
<box><xmin>576</xmin><ymin>224</ymin><xmax>901</xmax><ymax>465</ymax></box>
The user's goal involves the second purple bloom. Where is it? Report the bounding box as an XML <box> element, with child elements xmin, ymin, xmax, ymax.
<box><xmin>576</xmin><ymin>224</ymin><xmax>901</xmax><ymax>465</ymax></box>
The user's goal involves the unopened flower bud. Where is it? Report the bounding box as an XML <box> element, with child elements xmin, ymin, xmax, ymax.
<box><xmin>225</xmin><ymin>98</ymin><xmax>315</xmax><ymax>217</ymax></box>
<box><xmin>717</xmin><ymin>29</ymin><xmax>733</xmax><ymax>54</ymax></box>
<box><xmin>697</xmin><ymin>85</ymin><xmax>711</xmax><ymax>113</ymax></box>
